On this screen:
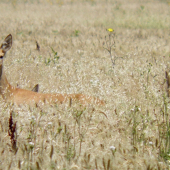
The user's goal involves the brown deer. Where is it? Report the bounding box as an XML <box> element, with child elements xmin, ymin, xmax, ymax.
<box><xmin>0</xmin><ymin>34</ymin><xmax>104</xmax><ymax>106</ymax></box>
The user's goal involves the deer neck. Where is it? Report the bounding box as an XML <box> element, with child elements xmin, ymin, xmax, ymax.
<box><xmin>0</xmin><ymin>61</ymin><xmax>13</xmax><ymax>100</ymax></box>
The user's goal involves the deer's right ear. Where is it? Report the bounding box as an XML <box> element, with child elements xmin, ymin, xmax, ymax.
<box><xmin>32</xmin><ymin>84</ymin><xmax>39</xmax><ymax>92</ymax></box>
<box><xmin>1</xmin><ymin>34</ymin><xmax>12</xmax><ymax>52</ymax></box>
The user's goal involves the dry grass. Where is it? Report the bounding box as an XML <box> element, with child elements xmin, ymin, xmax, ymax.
<box><xmin>0</xmin><ymin>0</ymin><xmax>170</xmax><ymax>169</ymax></box>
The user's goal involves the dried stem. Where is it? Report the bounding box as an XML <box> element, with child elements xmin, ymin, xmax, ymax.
<box><xmin>8</xmin><ymin>111</ymin><xmax>17</xmax><ymax>153</ymax></box>
<box><xmin>103</xmin><ymin>30</ymin><xmax>123</xmax><ymax>70</ymax></box>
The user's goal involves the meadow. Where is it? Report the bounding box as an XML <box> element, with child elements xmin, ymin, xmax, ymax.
<box><xmin>0</xmin><ymin>0</ymin><xmax>170</xmax><ymax>169</ymax></box>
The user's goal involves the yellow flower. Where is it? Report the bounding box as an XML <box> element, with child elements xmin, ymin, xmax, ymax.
<box><xmin>107</xmin><ymin>28</ymin><xmax>114</xmax><ymax>32</ymax></box>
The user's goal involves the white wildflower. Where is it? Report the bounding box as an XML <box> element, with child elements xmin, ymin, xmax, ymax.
<box><xmin>48</xmin><ymin>122</ymin><xmax>52</xmax><ymax>125</ymax></box>
<box><xmin>149</xmin><ymin>141</ymin><xmax>153</xmax><ymax>145</ymax></box>
<box><xmin>31</xmin><ymin>116</ymin><xmax>35</xmax><ymax>120</ymax></box>
<box><xmin>29</xmin><ymin>142</ymin><xmax>34</xmax><ymax>149</ymax></box>
<box><xmin>110</xmin><ymin>146</ymin><xmax>116</xmax><ymax>151</ymax></box>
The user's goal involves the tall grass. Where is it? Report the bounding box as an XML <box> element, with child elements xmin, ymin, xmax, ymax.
<box><xmin>0</xmin><ymin>0</ymin><xmax>170</xmax><ymax>169</ymax></box>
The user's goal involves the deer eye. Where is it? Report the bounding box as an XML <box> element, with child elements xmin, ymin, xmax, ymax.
<box><xmin>0</xmin><ymin>55</ymin><xmax>3</xmax><ymax>59</ymax></box>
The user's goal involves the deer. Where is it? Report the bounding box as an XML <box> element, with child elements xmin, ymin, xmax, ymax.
<box><xmin>0</xmin><ymin>34</ymin><xmax>104</xmax><ymax>107</ymax></box>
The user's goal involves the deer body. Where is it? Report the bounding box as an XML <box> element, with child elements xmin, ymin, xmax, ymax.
<box><xmin>0</xmin><ymin>34</ymin><xmax>104</xmax><ymax>106</ymax></box>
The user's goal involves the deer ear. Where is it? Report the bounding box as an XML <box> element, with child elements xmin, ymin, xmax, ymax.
<box><xmin>32</xmin><ymin>84</ymin><xmax>39</xmax><ymax>92</ymax></box>
<box><xmin>1</xmin><ymin>34</ymin><xmax>12</xmax><ymax>52</ymax></box>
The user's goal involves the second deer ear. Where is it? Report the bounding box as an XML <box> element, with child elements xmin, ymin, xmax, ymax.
<box><xmin>1</xmin><ymin>34</ymin><xmax>12</xmax><ymax>52</ymax></box>
<box><xmin>32</xmin><ymin>84</ymin><xmax>39</xmax><ymax>92</ymax></box>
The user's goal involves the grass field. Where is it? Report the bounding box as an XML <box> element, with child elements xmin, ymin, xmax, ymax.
<box><xmin>0</xmin><ymin>0</ymin><xmax>170</xmax><ymax>169</ymax></box>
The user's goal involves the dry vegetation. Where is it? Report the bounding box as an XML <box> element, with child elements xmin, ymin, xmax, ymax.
<box><xmin>0</xmin><ymin>0</ymin><xmax>170</xmax><ymax>169</ymax></box>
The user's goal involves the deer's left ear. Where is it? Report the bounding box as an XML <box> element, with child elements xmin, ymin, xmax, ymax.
<box><xmin>1</xmin><ymin>34</ymin><xmax>12</xmax><ymax>53</ymax></box>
